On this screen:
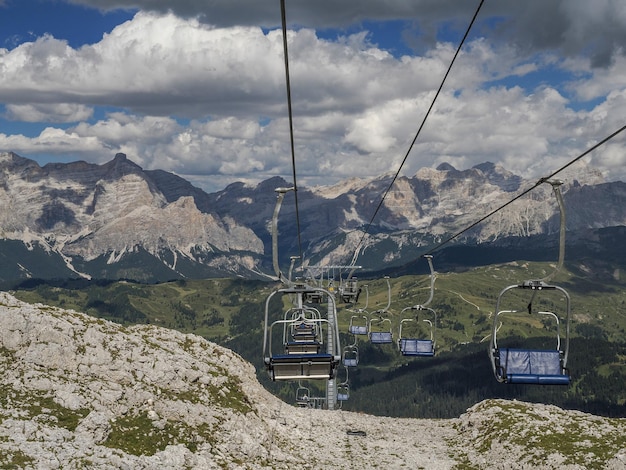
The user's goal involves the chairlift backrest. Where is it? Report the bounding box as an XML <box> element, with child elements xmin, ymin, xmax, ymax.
<box><xmin>399</xmin><ymin>338</ymin><xmax>434</xmax><ymax>356</ymax></box>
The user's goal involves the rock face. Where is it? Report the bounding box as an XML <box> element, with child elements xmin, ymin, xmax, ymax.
<box><xmin>0</xmin><ymin>152</ymin><xmax>264</xmax><ymax>281</ymax></box>
<box><xmin>0</xmin><ymin>292</ymin><xmax>624</xmax><ymax>469</ymax></box>
<box><xmin>0</xmin><ymin>151</ymin><xmax>625</xmax><ymax>281</ymax></box>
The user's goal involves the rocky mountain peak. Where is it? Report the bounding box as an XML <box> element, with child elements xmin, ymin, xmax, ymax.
<box><xmin>0</xmin><ymin>152</ymin><xmax>265</xmax><ymax>281</ymax></box>
<box><xmin>0</xmin><ymin>151</ymin><xmax>623</xmax><ymax>282</ymax></box>
<box><xmin>436</xmin><ymin>162</ymin><xmax>458</xmax><ymax>172</ymax></box>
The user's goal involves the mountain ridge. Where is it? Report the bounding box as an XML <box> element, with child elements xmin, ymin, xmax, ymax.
<box><xmin>0</xmin><ymin>151</ymin><xmax>624</xmax><ymax>284</ymax></box>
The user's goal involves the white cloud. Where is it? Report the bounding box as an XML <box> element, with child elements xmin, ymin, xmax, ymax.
<box><xmin>1</xmin><ymin>7</ymin><xmax>625</xmax><ymax>193</ymax></box>
<box><xmin>5</xmin><ymin>103</ymin><xmax>93</xmax><ymax>123</ymax></box>
<box><xmin>65</xmin><ymin>1</ymin><xmax>626</xmax><ymax>68</ymax></box>
<box><xmin>0</xmin><ymin>12</ymin><xmax>286</xmax><ymax>118</ymax></box>
<box><xmin>568</xmin><ymin>54</ymin><xmax>626</xmax><ymax>102</ymax></box>
<box><xmin>0</xmin><ymin>127</ymin><xmax>104</xmax><ymax>155</ymax></box>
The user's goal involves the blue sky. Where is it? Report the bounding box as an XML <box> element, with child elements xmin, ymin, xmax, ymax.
<box><xmin>0</xmin><ymin>0</ymin><xmax>625</xmax><ymax>192</ymax></box>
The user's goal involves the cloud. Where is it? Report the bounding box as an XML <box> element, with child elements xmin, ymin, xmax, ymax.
<box><xmin>64</xmin><ymin>0</ymin><xmax>626</xmax><ymax>68</ymax></box>
<box><xmin>0</xmin><ymin>127</ymin><xmax>104</xmax><ymax>155</ymax></box>
<box><xmin>1</xmin><ymin>6</ymin><xmax>625</xmax><ymax>193</ymax></box>
<box><xmin>0</xmin><ymin>13</ymin><xmax>287</xmax><ymax>118</ymax></box>
<box><xmin>5</xmin><ymin>103</ymin><xmax>93</xmax><ymax>123</ymax></box>
<box><xmin>0</xmin><ymin>13</ymin><xmax>469</xmax><ymax>120</ymax></box>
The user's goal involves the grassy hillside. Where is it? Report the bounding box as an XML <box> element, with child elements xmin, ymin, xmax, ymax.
<box><xmin>11</xmin><ymin>259</ymin><xmax>626</xmax><ymax>418</ymax></box>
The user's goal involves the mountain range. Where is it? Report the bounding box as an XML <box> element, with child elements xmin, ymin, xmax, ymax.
<box><xmin>0</xmin><ymin>151</ymin><xmax>625</xmax><ymax>285</ymax></box>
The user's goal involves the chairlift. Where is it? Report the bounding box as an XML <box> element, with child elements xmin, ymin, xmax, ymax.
<box><xmin>295</xmin><ymin>382</ymin><xmax>311</xmax><ymax>407</ymax></box>
<box><xmin>488</xmin><ymin>180</ymin><xmax>571</xmax><ymax>385</ymax></box>
<box><xmin>263</xmin><ymin>285</ymin><xmax>342</xmax><ymax>381</ymax></box>
<box><xmin>336</xmin><ymin>383</ymin><xmax>349</xmax><ymax>402</ymax></box>
<box><xmin>369</xmin><ymin>276</ymin><xmax>393</xmax><ymax>344</ymax></box>
<box><xmin>348</xmin><ymin>285</ymin><xmax>370</xmax><ymax>335</ymax></box>
<box><xmin>350</xmin><ymin>284</ymin><xmax>369</xmax><ymax>312</ymax></box>
<box><xmin>336</xmin><ymin>367</ymin><xmax>350</xmax><ymax>402</ymax></box>
<box><xmin>397</xmin><ymin>255</ymin><xmax>437</xmax><ymax>357</ymax></box>
<box><xmin>349</xmin><ymin>315</ymin><xmax>370</xmax><ymax>335</ymax></box>
<box><xmin>370</xmin><ymin>317</ymin><xmax>393</xmax><ymax>344</ymax></box>
<box><xmin>398</xmin><ymin>315</ymin><xmax>435</xmax><ymax>357</ymax></box>
<box><xmin>305</xmin><ymin>290</ymin><xmax>324</xmax><ymax>304</ymax></box>
<box><xmin>340</xmin><ymin>277</ymin><xmax>361</xmax><ymax>304</ymax></box>
<box><xmin>488</xmin><ymin>281</ymin><xmax>571</xmax><ymax>385</ymax></box>
<box><xmin>342</xmin><ymin>337</ymin><xmax>359</xmax><ymax>367</ymax></box>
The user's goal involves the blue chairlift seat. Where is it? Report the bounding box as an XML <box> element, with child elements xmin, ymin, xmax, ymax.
<box><xmin>343</xmin><ymin>357</ymin><xmax>358</xmax><ymax>367</ymax></box>
<box><xmin>370</xmin><ymin>331</ymin><xmax>393</xmax><ymax>344</ymax></box>
<box><xmin>349</xmin><ymin>325</ymin><xmax>368</xmax><ymax>335</ymax></box>
<box><xmin>496</xmin><ymin>348</ymin><xmax>570</xmax><ymax>385</ymax></box>
<box><xmin>337</xmin><ymin>390</ymin><xmax>349</xmax><ymax>401</ymax></box>
<box><xmin>400</xmin><ymin>338</ymin><xmax>434</xmax><ymax>357</ymax></box>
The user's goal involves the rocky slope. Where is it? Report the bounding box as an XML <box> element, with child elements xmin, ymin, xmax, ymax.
<box><xmin>0</xmin><ymin>152</ymin><xmax>264</xmax><ymax>281</ymax></box>
<box><xmin>0</xmin><ymin>292</ymin><xmax>624</xmax><ymax>469</ymax></box>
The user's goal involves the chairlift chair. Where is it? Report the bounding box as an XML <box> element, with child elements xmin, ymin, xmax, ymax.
<box><xmin>488</xmin><ymin>180</ymin><xmax>571</xmax><ymax>385</ymax></box>
<box><xmin>295</xmin><ymin>382</ymin><xmax>312</xmax><ymax>407</ymax></box>
<box><xmin>263</xmin><ymin>286</ymin><xmax>341</xmax><ymax>381</ymax></box>
<box><xmin>398</xmin><ymin>313</ymin><xmax>435</xmax><ymax>357</ymax></box>
<box><xmin>342</xmin><ymin>343</ymin><xmax>359</xmax><ymax>368</ymax></box>
<box><xmin>336</xmin><ymin>367</ymin><xmax>350</xmax><ymax>401</ymax></box>
<box><xmin>349</xmin><ymin>315</ymin><xmax>370</xmax><ymax>335</ymax></box>
<box><xmin>340</xmin><ymin>277</ymin><xmax>361</xmax><ymax>304</ymax></box>
<box><xmin>397</xmin><ymin>255</ymin><xmax>437</xmax><ymax>356</ymax></box>
<box><xmin>305</xmin><ymin>291</ymin><xmax>324</xmax><ymax>304</ymax></box>
<box><xmin>488</xmin><ymin>280</ymin><xmax>571</xmax><ymax>385</ymax></box>
<box><xmin>369</xmin><ymin>317</ymin><xmax>393</xmax><ymax>344</ymax></box>
<box><xmin>369</xmin><ymin>276</ymin><xmax>393</xmax><ymax>344</ymax></box>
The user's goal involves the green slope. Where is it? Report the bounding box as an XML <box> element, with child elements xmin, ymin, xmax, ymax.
<box><xmin>11</xmin><ymin>260</ymin><xmax>626</xmax><ymax>418</ymax></box>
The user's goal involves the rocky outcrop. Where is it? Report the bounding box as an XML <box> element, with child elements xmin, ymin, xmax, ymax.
<box><xmin>0</xmin><ymin>152</ymin><xmax>264</xmax><ymax>280</ymax></box>
<box><xmin>0</xmin><ymin>292</ymin><xmax>624</xmax><ymax>469</ymax></box>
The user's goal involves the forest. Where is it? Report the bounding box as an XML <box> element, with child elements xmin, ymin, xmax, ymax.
<box><xmin>11</xmin><ymin>259</ymin><xmax>626</xmax><ymax>419</ymax></box>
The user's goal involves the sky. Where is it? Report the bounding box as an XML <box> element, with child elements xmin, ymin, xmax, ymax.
<box><xmin>0</xmin><ymin>0</ymin><xmax>625</xmax><ymax>193</ymax></box>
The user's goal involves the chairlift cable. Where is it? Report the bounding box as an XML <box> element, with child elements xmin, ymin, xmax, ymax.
<box><xmin>425</xmin><ymin>123</ymin><xmax>626</xmax><ymax>256</ymax></box>
<box><xmin>279</xmin><ymin>0</ymin><xmax>304</xmax><ymax>263</ymax></box>
<box><xmin>348</xmin><ymin>0</ymin><xmax>486</xmax><ymax>269</ymax></box>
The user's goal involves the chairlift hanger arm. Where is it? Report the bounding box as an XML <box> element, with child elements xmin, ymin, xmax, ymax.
<box><xmin>271</xmin><ymin>187</ymin><xmax>294</xmax><ymax>284</ymax></box>
<box><xmin>383</xmin><ymin>276</ymin><xmax>391</xmax><ymax>312</ymax></box>
<box><xmin>421</xmin><ymin>254</ymin><xmax>436</xmax><ymax>308</ymax></box>
<box><xmin>542</xmin><ymin>180</ymin><xmax>566</xmax><ymax>282</ymax></box>
<box><xmin>288</xmin><ymin>255</ymin><xmax>300</xmax><ymax>283</ymax></box>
